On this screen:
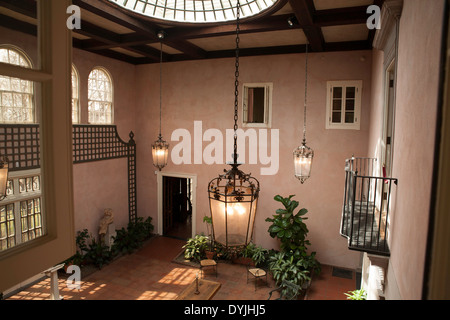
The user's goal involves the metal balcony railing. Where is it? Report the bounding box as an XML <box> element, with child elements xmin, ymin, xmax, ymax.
<box><xmin>340</xmin><ymin>157</ymin><xmax>398</xmax><ymax>256</ymax></box>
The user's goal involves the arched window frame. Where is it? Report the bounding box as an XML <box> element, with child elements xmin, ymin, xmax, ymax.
<box><xmin>0</xmin><ymin>45</ymin><xmax>35</xmax><ymax>124</ymax></box>
<box><xmin>71</xmin><ymin>64</ymin><xmax>80</xmax><ymax>124</ymax></box>
<box><xmin>88</xmin><ymin>67</ymin><xmax>114</xmax><ymax>125</ymax></box>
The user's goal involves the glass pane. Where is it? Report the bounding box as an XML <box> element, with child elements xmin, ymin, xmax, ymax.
<box><xmin>345</xmin><ymin>112</ymin><xmax>355</xmax><ymax>123</ymax></box>
<box><xmin>332</xmin><ymin>112</ymin><xmax>341</xmax><ymax>123</ymax></box>
<box><xmin>346</xmin><ymin>99</ymin><xmax>355</xmax><ymax>111</ymax></box>
<box><xmin>333</xmin><ymin>99</ymin><xmax>342</xmax><ymax>111</ymax></box>
<box><xmin>333</xmin><ymin>87</ymin><xmax>342</xmax><ymax>99</ymax></box>
<box><xmin>346</xmin><ymin>87</ymin><xmax>356</xmax><ymax>99</ymax></box>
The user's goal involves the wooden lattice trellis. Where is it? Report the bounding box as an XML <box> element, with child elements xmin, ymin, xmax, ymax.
<box><xmin>0</xmin><ymin>124</ymin><xmax>137</xmax><ymax>223</ymax></box>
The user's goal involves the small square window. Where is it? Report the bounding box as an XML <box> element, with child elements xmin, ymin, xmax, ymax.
<box><xmin>242</xmin><ymin>83</ymin><xmax>272</xmax><ymax>128</ymax></box>
<box><xmin>326</xmin><ymin>81</ymin><xmax>362</xmax><ymax>130</ymax></box>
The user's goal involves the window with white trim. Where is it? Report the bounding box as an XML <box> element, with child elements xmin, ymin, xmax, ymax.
<box><xmin>326</xmin><ymin>80</ymin><xmax>362</xmax><ymax>130</ymax></box>
<box><xmin>0</xmin><ymin>46</ymin><xmax>34</xmax><ymax>124</ymax></box>
<box><xmin>72</xmin><ymin>64</ymin><xmax>80</xmax><ymax>124</ymax></box>
<box><xmin>88</xmin><ymin>67</ymin><xmax>113</xmax><ymax>124</ymax></box>
<box><xmin>0</xmin><ymin>169</ymin><xmax>43</xmax><ymax>251</ymax></box>
<box><xmin>242</xmin><ymin>83</ymin><xmax>272</xmax><ymax>128</ymax></box>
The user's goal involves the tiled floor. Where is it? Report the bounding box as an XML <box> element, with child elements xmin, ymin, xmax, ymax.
<box><xmin>6</xmin><ymin>236</ymin><xmax>357</xmax><ymax>300</ymax></box>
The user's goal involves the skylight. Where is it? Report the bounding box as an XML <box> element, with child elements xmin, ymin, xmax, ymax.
<box><xmin>107</xmin><ymin>0</ymin><xmax>279</xmax><ymax>24</ymax></box>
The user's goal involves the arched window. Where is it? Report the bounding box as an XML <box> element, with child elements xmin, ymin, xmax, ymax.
<box><xmin>88</xmin><ymin>67</ymin><xmax>113</xmax><ymax>124</ymax></box>
<box><xmin>71</xmin><ymin>64</ymin><xmax>80</xmax><ymax>124</ymax></box>
<box><xmin>0</xmin><ymin>45</ymin><xmax>34</xmax><ymax>123</ymax></box>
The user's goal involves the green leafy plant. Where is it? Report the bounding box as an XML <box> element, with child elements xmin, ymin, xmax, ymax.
<box><xmin>251</xmin><ymin>245</ymin><xmax>269</xmax><ymax>268</ymax></box>
<box><xmin>85</xmin><ymin>237</ymin><xmax>112</xmax><ymax>269</ymax></box>
<box><xmin>203</xmin><ymin>215</ymin><xmax>214</xmax><ymax>251</ymax></box>
<box><xmin>267</xmin><ymin>251</ymin><xmax>311</xmax><ymax>298</ymax></box>
<box><xmin>345</xmin><ymin>289</ymin><xmax>367</xmax><ymax>300</ymax></box>
<box><xmin>63</xmin><ymin>229</ymin><xmax>90</xmax><ymax>269</ymax></box>
<box><xmin>112</xmin><ymin>217</ymin><xmax>154</xmax><ymax>255</ymax></box>
<box><xmin>266</xmin><ymin>195</ymin><xmax>310</xmax><ymax>258</ymax></box>
<box><xmin>183</xmin><ymin>234</ymin><xmax>209</xmax><ymax>262</ymax></box>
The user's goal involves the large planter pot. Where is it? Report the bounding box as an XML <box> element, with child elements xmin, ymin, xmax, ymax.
<box><xmin>205</xmin><ymin>250</ymin><xmax>215</xmax><ymax>260</ymax></box>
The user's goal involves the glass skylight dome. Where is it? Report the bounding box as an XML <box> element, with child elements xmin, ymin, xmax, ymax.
<box><xmin>107</xmin><ymin>0</ymin><xmax>279</xmax><ymax>24</ymax></box>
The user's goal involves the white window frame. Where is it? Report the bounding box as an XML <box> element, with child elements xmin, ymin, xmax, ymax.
<box><xmin>88</xmin><ymin>67</ymin><xmax>114</xmax><ymax>125</ymax></box>
<box><xmin>242</xmin><ymin>82</ymin><xmax>273</xmax><ymax>128</ymax></box>
<box><xmin>0</xmin><ymin>45</ymin><xmax>35</xmax><ymax>124</ymax></box>
<box><xmin>71</xmin><ymin>64</ymin><xmax>80</xmax><ymax>124</ymax></box>
<box><xmin>326</xmin><ymin>80</ymin><xmax>362</xmax><ymax>130</ymax></box>
<box><xmin>0</xmin><ymin>169</ymin><xmax>43</xmax><ymax>251</ymax></box>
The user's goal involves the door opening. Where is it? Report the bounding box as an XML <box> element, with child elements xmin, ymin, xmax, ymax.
<box><xmin>162</xmin><ymin>176</ymin><xmax>193</xmax><ymax>240</ymax></box>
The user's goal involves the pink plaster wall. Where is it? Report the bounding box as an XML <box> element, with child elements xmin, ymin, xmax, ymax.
<box><xmin>135</xmin><ymin>50</ymin><xmax>373</xmax><ymax>270</ymax></box>
<box><xmin>390</xmin><ymin>0</ymin><xmax>444</xmax><ymax>300</ymax></box>
<box><xmin>367</xmin><ymin>0</ymin><xmax>445</xmax><ymax>299</ymax></box>
<box><xmin>71</xmin><ymin>48</ymin><xmax>137</xmax><ymax>235</ymax></box>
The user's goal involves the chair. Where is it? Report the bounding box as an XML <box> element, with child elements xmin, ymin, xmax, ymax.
<box><xmin>267</xmin><ymin>280</ymin><xmax>303</xmax><ymax>300</ymax></box>
<box><xmin>200</xmin><ymin>259</ymin><xmax>217</xmax><ymax>278</ymax></box>
<box><xmin>246</xmin><ymin>264</ymin><xmax>268</xmax><ymax>291</ymax></box>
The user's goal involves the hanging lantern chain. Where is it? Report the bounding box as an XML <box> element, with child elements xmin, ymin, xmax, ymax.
<box><xmin>233</xmin><ymin>0</ymin><xmax>241</xmax><ymax>162</ymax></box>
<box><xmin>159</xmin><ymin>40</ymin><xmax>163</xmax><ymax>139</ymax></box>
<box><xmin>303</xmin><ymin>43</ymin><xmax>308</xmax><ymax>145</ymax></box>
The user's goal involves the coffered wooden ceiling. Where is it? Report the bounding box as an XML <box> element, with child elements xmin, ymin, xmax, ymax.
<box><xmin>0</xmin><ymin>0</ymin><xmax>384</xmax><ymax>64</ymax></box>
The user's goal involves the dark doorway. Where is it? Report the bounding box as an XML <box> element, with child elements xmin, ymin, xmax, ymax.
<box><xmin>163</xmin><ymin>176</ymin><xmax>193</xmax><ymax>240</ymax></box>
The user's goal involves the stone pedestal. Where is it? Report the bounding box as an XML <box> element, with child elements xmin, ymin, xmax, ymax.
<box><xmin>105</xmin><ymin>223</ymin><xmax>116</xmax><ymax>249</ymax></box>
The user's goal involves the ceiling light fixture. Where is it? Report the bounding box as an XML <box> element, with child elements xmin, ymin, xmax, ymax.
<box><xmin>294</xmin><ymin>43</ymin><xmax>314</xmax><ymax>184</ymax></box>
<box><xmin>152</xmin><ymin>32</ymin><xmax>169</xmax><ymax>171</ymax></box>
<box><xmin>207</xmin><ymin>0</ymin><xmax>260</xmax><ymax>251</ymax></box>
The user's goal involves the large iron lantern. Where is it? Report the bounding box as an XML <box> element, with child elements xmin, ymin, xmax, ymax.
<box><xmin>208</xmin><ymin>155</ymin><xmax>260</xmax><ymax>248</ymax></box>
<box><xmin>207</xmin><ymin>0</ymin><xmax>259</xmax><ymax>249</ymax></box>
<box><xmin>0</xmin><ymin>153</ymin><xmax>9</xmax><ymax>200</ymax></box>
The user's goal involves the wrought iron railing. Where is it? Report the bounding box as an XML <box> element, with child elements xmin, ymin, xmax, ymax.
<box><xmin>340</xmin><ymin>157</ymin><xmax>397</xmax><ymax>256</ymax></box>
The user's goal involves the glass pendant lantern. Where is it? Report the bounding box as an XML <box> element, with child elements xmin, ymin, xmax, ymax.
<box><xmin>207</xmin><ymin>0</ymin><xmax>260</xmax><ymax>250</ymax></box>
<box><xmin>294</xmin><ymin>43</ymin><xmax>314</xmax><ymax>184</ymax></box>
<box><xmin>152</xmin><ymin>33</ymin><xmax>169</xmax><ymax>171</ymax></box>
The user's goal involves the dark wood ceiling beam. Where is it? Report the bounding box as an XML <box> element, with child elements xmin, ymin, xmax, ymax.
<box><xmin>75</xmin><ymin>20</ymin><xmax>121</xmax><ymax>44</ymax></box>
<box><xmin>73</xmin><ymin>0</ymin><xmax>158</xmax><ymax>39</ymax></box>
<box><xmin>73</xmin><ymin>0</ymin><xmax>206</xmax><ymax>59</ymax></box>
<box><xmin>0</xmin><ymin>0</ymin><xmax>36</xmax><ymax>18</ymax></box>
<box><xmin>289</xmin><ymin>0</ymin><xmax>325</xmax><ymax>52</ymax></box>
<box><xmin>314</xmin><ymin>6</ymin><xmax>369</xmax><ymax>27</ymax></box>
<box><xmin>0</xmin><ymin>13</ymin><xmax>36</xmax><ymax>36</ymax></box>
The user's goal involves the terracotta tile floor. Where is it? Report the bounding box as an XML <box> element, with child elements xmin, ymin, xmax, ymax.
<box><xmin>6</xmin><ymin>236</ymin><xmax>357</xmax><ymax>300</ymax></box>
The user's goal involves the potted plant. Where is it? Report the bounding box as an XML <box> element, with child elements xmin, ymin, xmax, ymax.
<box><xmin>345</xmin><ymin>289</ymin><xmax>367</xmax><ymax>300</ymax></box>
<box><xmin>183</xmin><ymin>234</ymin><xmax>209</xmax><ymax>262</ymax></box>
<box><xmin>265</xmin><ymin>195</ymin><xmax>321</xmax><ymax>297</ymax></box>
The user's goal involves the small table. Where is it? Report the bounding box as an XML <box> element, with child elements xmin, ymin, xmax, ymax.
<box><xmin>176</xmin><ymin>279</ymin><xmax>221</xmax><ymax>300</ymax></box>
